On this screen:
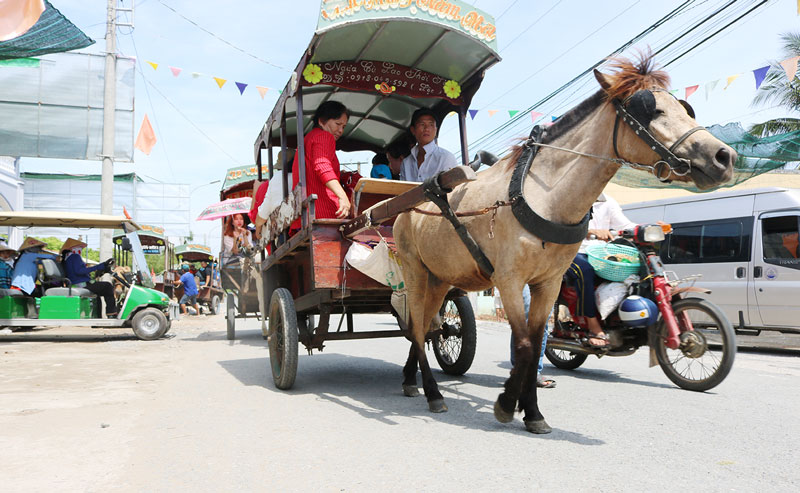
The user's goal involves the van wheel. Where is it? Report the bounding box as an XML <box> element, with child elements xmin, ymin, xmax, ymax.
<box><xmin>132</xmin><ymin>308</ymin><xmax>168</xmax><ymax>340</ymax></box>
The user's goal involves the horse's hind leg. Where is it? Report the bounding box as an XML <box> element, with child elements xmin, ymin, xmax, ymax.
<box><xmin>402</xmin><ymin>344</ymin><xmax>419</xmax><ymax>397</ymax></box>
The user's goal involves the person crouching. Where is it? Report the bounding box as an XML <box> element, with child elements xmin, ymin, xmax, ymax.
<box><xmin>175</xmin><ymin>265</ymin><xmax>200</xmax><ymax>315</ymax></box>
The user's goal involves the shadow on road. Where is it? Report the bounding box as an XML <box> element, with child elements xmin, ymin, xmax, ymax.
<box><xmin>0</xmin><ymin>326</ymin><xmax>142</xmax><ymax>343</ymax></box>
<box><xmin>215</xmin><ymin>351</ymin><xmax>605</xmax><ymax>443</ymax></box>
<box><xmin>496</xmin><ymin>360</ymin><xmax>675</xmax><ymax>390</ymax></box>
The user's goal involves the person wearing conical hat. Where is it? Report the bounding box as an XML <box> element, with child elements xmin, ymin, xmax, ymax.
<box><xmin>0</xmin><ymin>240</ymin><xmax>17</xmax><ymax>289</ymax></box>
<box><xmin>11</xmin><ymin>236</ymin><xmax>56</xmax><ymax>295</ymax></box>
<box><xmin>61</xmin><ymin>238</ymin><xmax>118</xmax><ymax>317</ymax></box>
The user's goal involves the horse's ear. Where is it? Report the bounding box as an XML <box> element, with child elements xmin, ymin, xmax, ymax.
<box><xmin>594</xmin><ymin>69</ymin><xmax>612</xmax><ymax>92</ymax></box>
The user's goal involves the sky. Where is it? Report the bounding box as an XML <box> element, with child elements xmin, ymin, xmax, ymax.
<box><xmin>18</xmin><ymin>0</ymin><xmax>800</xmax><ymax>249</ymax></box>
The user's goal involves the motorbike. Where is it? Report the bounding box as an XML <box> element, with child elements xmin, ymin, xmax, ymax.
<box><xmin>545</xmin><ymin>223</ymin><xmax>736</xmax><ymax>392</ymax></box>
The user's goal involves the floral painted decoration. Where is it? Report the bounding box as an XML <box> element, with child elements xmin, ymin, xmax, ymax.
<box><xmin>443</xmin><ymin>80</ymin><xmax>461</xmax><ymax>99</ymax></box>
<box><xmin>303</xmin><ymin>63</ymin><xmax>323</xmax><ymax>84</ymax></box>
<box><xmin>375</xmin><ymin>82</ymin><xmax>396</xmax><ymax>95</ymax></box>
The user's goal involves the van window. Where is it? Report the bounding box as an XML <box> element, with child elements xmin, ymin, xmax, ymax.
<box><xmin>762</xmin><ymin>215</ymin><xmax>800</xmax><ymax>269</ymax></box>
<box><xmin>662</xmin><ymin>217</ymin><xmax>753</xmax><ymax>264</ymax></box>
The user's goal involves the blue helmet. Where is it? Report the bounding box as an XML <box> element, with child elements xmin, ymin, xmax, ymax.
<box><xmin>618</xmin><ymin>295</ymin><xmax>659</xmax><ymax>326</ymax></box>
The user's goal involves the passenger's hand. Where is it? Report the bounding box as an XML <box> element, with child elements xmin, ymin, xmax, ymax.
<box><xmin>335</xmin><ymin>195</ymin><xmax>351</xmax><ymax>219</ymax></box>
<box><xmin>588</xmin><ymin>229</ymin><xmax>614</xmax><ymax>241</ymax></box>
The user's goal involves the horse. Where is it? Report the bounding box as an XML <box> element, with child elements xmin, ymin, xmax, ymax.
<box><xmin>392</xmin><ymin>53</ymin><xmax>736</xmax><ymax>434</ymax></box>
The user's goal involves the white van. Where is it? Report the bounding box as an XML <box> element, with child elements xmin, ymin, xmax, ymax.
<box><xmin>623</xmin><ymin>187</ymin><xmax>800</xmax><ymax>334</ymax></box>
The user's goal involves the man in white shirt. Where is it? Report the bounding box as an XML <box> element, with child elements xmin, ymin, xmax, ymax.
<box><xmin>399</xmin><ymin>108</ymin><xmax>457</xmax><ymax>182</ymax></box>
<box><xmin>567</xmin><ymin>193</ymin><xmax>636</xmax><ymax>347</ymax></box>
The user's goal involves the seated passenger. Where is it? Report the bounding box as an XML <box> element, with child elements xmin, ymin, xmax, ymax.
<box><xmin>61</xmin><ymin>238</ymin><xmax>117</xmax><ymax>317</ymax></box>
<box><xmin>370</xmin><ymin>153</ymin><xmax>392</xmax><ymax>180</ymax></box>
<box><xmin>399</xmin><ymin>108</ymin><xmax>457</xmax><ymax>182</ymax></box>
<box><xmin>565</xmin><ymin>193</ymin><xmax>635</xmax><ymax>348</ymax></box>
<box><xmin>0</xmin><ymin>240</ymin><xmax>17</xmax><ymax>289</ymax></box>
<box><xmin>11</xmin><ymin>237</ymin><xmax>56</xmax><ymax>296</ymax></box>
<box><xmin>290</xmin><ymin>100</ymin><xmax>351</xmax><ymax>220</ymax></box>
<box><xmin>222</xmin><ymin>213</ymin><xmax>253</xmax><ymax>265</ymax></box>
<box><xmin>386</xmin><ymin>139</ymin><xmax>410</xmax><ymax>180</ymax></box>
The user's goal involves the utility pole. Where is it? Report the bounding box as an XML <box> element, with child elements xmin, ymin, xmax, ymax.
<box><xmin>99</xmin><ymin>0</ymin><xmax>117</xmax><ymax>260</ymax></box>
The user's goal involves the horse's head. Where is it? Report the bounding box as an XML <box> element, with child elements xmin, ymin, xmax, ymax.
<box><xmin>594</xmin><ymin>54</ymin><xmax>735</xmax><ymax>190</ymax></box>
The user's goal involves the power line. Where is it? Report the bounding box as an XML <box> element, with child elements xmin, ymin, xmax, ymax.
<box><xmin>156</xmin><ymin>0</ymin><xmax>290</xmax><ymax>73</ymax></box>
<box><xmin>499</xmin><ymin>0</ymin><xmax>564</xmax><ymax>53</ymax></box>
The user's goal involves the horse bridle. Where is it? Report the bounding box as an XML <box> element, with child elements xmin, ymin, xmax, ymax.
<box><xmin>612</xmin><ymin>87</ymin><xmax>708</xmax><ymax>182</ymax></box>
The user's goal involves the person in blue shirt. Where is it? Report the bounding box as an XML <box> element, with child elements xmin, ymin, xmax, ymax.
<box><xmin>11</xmin><ymin>237</ymin><xmax>56</xmax><ymax>296</ymax></box>
<box><xmin>61</xmin><ymin>238</ymin><xmax>117</xmax><ymax>317</ymax></box>
<box><xmin>0</xmin><ymin>240</ymin><xmax>17</xmax><ymax>289</ymax></box>
<box><xmin>370</xmin><ymin>153</ymin><xmax>393</xmax><ymax>180</ymax></box>
<box><xmin>175</xmin><ymin>265</ymin><xmax>200</xmax><ymax>315</ymax></box>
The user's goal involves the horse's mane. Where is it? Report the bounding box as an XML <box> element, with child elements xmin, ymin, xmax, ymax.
<box><xmin>504</xmin><ymin>51</ymin><xmax>670</xmax><ymax>166</ymax></box>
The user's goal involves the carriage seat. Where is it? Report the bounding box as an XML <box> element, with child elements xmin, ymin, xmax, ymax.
<box><xmin>44</xmin><ymin>286</ymin><xmax>94</xmax><ymax>297</ymax></box>
<box><xmin>38</xmin><ymin>258</ymin><xmax>94</xmax><ymax>297</ymax></box>
<box><xmin>0</xmin><ymin>288</ymin><xmax>24</xmax><ymax>297</ymax></box>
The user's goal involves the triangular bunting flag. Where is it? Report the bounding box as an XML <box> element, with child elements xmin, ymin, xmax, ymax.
<box><xmin>797</xmin><ymin>0</ymin><xmax>799</xmax><ymax>14</ymax></box>
<box><xmin>134</xmin><ymin>114</ymin><xmax>157</xmax><ymax>156</ymax></box>
<box><xmin>191</xmin><ymin>72</ymin><xmax>203</xmax><ymax>78</ymax></box>
<box><xmin>781</xmin><ymin>56</ymin><xmax>799</xmax><ymax>81</ymax></box>
<box><xmin>724</xmin><ymin>74</ymin><xmax>740</xmax><ymax>89</ymax></box>
<box><xmin>669</xmin><ymin>89</ymin><xmax>678</xmax><ymax>96</ymax></box>
<box><xmin>551</xmin><ymin>115</ymin><xmax>559</xmax><ymax>122</ymax></box>
<box><xmin>530</xmin><ymin>111</ymin><xmax>543</xmax><ymax>122</ymax></box>
<box><xmin>256</xmin><ymin>86</ymin><xmax>269</xmax><ymax>99</ymax></box>
<box><xmin>705</xmin><ymin>80</ymin><xmax>719</xmax><ymax>100</ymax></box>
<box><xmin>213</xmin><ymin>77</ymin><xmax>227</xmax><ymax>89</ymax></box>
<box><xmin>488</xmin><ymin>110</ymin><xmax>499</xmax><ymax>117</ymax></box>
<box><xmin>508</xmin><ymin>110</ymin><xmax>519</xmax><ymax>118</ymax></box>
<box><xmin>445</xmin><ymin>111</ymin><xmax>457</xmax><ymax>118</ymax></box>
<box><xmin>468</xmin><ymin>109</ymin><xmax>478</xmax><ymax>120</ymax></box>
<box><xmin>753</xmin><ymin>66</ymin><xmax>770</xmax><ymax>89</ymax></box>
<box><xmin>278</xmin><ymin>89</ymin><xmax>283</xmax><ymax>95</ymax></box>
<box><xmin>169</xmin><ymin>66</ymin><xmax>182</xmax><ymax>77</ymax></box>
<box><xmin>235</xmin><ymin>82</ymin><xmax>248</xmax><ymax>95</ymax></box>
<box><xmin>147</xmin><ymin>61</ymin><xmax>158</xmax><ymax>71</ymax></box>
<box><xmin>685</xmin><ymin>85</ymin><xmax>699</xmax><ymax>99</ymax></box>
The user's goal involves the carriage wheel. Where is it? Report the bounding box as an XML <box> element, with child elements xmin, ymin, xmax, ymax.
<box><xmin>267</xmin><ymin>288</ymin><xmax>299</xmax><ymax>390</ymax></box>
<box><xmin>211</xmin><ymin>295</ymin><xmax>221</xmax><ymax>315</ymax></box>
<box><xmin>432</xmin><ymin>296</ymin><xmax>477</xmax><ymax>375</ymax></box>
<box><xmin>226</xmin><ymin>295</ymin><xmax>236</xmax><ymax>341</ymax></box>
<box><xmin>655</xmin><ymin>298</ymin><xmax>736</xmax><ymax>392</ymax></box>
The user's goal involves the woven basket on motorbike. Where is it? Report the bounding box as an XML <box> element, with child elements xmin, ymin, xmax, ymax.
<box><xmin>585</xmin><ymin>243</ymin><xmax>641</xmax><ymax>282</ymax></box>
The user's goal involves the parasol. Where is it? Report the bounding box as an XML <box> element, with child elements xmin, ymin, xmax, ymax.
<box><xmin>196</xmin><ymin>197</ymin><xmax>252</xmax><ymax>221</ymax></box>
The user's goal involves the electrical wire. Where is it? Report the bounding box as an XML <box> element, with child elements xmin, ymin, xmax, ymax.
<box><xmin>156</xmin><ymin>0</ymin><xmax>290</xmax><ymax>73</ymax></box>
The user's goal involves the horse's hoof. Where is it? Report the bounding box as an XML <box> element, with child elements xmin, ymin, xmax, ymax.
<box><xmin>493</xmin><ymin>400</ymin><xmax>514</xmax><ymax>424</ymax></box>
<box><xmin>402</xmin><ymin>385</ymin><xmax>420</xmax><ymax>397</ymax></box>
<box><xmin>428</xmin><ymin>399</ymin><xmax>448</xmax><ymax>413</ymax></box>
<box><xmin>524</xmin><ymin>419</ymin><xmax>552</xmax><ymax>434</ymax></box>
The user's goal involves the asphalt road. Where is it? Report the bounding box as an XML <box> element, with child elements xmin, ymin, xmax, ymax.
<box><xmin>1</xmin><ymin>309</ymin><xmax>799</xmax><ymax>492</ymax></box>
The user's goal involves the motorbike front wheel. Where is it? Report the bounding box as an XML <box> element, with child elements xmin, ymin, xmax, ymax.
<box><xmin>654</xmin><ymin>297</ymin><xmax>736</xmax><ymax>392</ymax></box>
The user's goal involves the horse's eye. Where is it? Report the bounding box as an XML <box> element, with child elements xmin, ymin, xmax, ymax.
<box><xmin>654</xmin><ymin>108</ymin><xmax>665</xmax><ymax>116</ymax></box>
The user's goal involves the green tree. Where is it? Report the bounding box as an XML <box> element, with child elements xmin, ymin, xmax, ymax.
<box><xmin>750</xmin><ymin>32</ymin><xmax>800</xmax><ymax>137</ymax></box>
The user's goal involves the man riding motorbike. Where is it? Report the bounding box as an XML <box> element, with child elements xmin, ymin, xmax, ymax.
<box><xmin>567</xmin><ymin>193</ymin><xmax>635</xmax><ymax>348</ymax></box>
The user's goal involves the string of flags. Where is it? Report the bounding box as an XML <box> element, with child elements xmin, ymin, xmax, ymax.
<box><xmin>143</xmin><ymin>59</ymin><xmax>278</xmax><ymax>99</ymax></box>
<box><xmin>461</xmin><ymin>55</ymin><xmax>800</xmax><ymax>123</ymax></box>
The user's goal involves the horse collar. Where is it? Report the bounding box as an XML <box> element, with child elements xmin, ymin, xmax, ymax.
<box><xmin>508</xmin><ymin>126</ymin><xmax>591</xmax><ymax>245</ymax></box>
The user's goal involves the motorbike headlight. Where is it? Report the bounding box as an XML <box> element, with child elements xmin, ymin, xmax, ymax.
<box><xmin>642</xmin><ymin>225</ymin><xmax>666</xmax><ymax>243</ymax></box>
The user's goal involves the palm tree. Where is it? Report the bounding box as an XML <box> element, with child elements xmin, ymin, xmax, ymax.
<box><xmin>749</xmin><ymin>32</ymin><xmax>800</xmax><ymax>137</ymax></box>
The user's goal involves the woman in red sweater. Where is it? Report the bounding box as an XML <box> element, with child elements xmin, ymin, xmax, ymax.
<box><xmin>291</xmin><ymin>101</ymin><xmax>351</xmax><ymax>220</ymax></box>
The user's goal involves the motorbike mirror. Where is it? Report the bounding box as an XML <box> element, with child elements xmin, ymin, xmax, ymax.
<box><xmin>640</xmin><ymin>224</ymin><xmax>666</xmax><ymax>243</ymax></box>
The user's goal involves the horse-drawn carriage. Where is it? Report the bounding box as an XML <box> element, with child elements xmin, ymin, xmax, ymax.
<box><xmin>252</xmin><ymin>1</ymin><xmax>502</xmax><ymax>389</ymax></box>
<box><xmin>250</xmin><ymin>1</ymin><xmax>737</xmax><ymax>433</ymax></box>
<box><xmin>174</xmin><ymin>243</ymin><xmax>225</xmax><ymax>315</ymax></box>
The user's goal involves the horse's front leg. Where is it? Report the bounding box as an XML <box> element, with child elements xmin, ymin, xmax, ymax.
<box><xmin>495</xmin><ymin>283</ymin><xmax>534</xmax><ymax>423</ymax></box>
<box><xmin>402</xmin><ymin>343</ymin><xmax>419</xmax><ymax>397</ymax></box>
<box><xmin>517</xmin><ymin>281</ymin><xmax>559</xmax><ymax>434</ymax></box>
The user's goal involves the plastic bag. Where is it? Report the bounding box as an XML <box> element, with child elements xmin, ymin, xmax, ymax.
<box><xmin>345</xmin><ymin>240</ymin><xmax>405</xmax><ymax>291</ymax></box>
<box><xmin>595</xmin><ymin>281</ymin><xmax>628</xmax><ymax>320</ymax></box>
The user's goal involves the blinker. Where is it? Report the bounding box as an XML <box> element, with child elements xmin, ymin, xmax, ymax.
<box><xmin>679</xmin><ymin>99</ymin><xmax>695</xmax><ymax>119</ymax></box>
<box><xmin>625</xmin><ymin>90</ymin><xmax>657</xmax><ymax>128</ymax></box>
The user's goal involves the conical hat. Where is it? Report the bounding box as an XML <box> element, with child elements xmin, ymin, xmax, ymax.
<box><xmin>18</xmin><ymin>237</ymin><xmax>46</xmax><ymax>251</ymax></box>
<box><xmin>0</xmin><ymin>240</ymin><xmax>16</xmax><ymax>253</ymax></box>
<box><xmin>61</xmin><ymin>237</ymin><xmax>87</xmax><ymax>252</ymax></box>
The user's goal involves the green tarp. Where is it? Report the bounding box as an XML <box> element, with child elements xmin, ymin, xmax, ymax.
<box><xmin>0</xmin><ymin>1</ymin><xmax>94</xmax><ymax>61</ymax></box>
<box><xmin>611</xmin><ymin>122</ymin><xmax>800</xmax><ymax>192</ymax></box>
